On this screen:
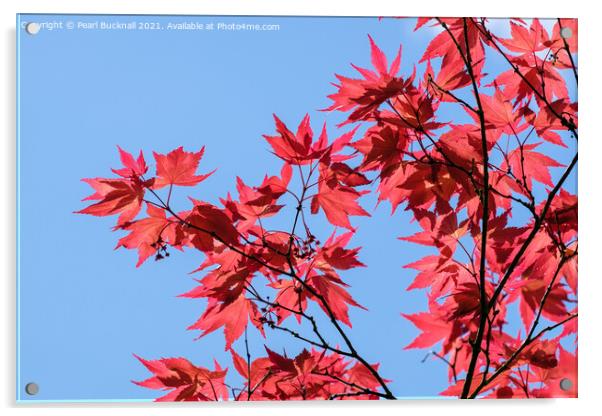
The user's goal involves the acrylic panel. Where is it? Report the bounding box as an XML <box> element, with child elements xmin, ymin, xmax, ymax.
<box><xmin>16</xmin><ymin>14</ymin><xmax>578</xmax><ymax>402</ymax></box>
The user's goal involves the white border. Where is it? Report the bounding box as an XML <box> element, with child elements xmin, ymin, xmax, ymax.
<box><xmin>2</xmin><ymin>1</ymin><xmax>599</xmax><ymax>415</ymax></box>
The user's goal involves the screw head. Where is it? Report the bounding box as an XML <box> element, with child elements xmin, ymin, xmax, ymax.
<box><xmin>25</xmin><ymin>382</ymin><xmax>39</xmax><ymax>396</ymax></box>
<box><xmin>560</xmin><ymin>27</ymin><xmax>573</xmax><ymax>39</ymax></box>
<box><xmin>559</xmin><ymin>378</ymin><xmax>573</xmax><ymax>391</ymax></box>
<box><xmin>25</xmin><ymin>22</ymin><xmax>41</xmax><ymax>35</ymax></box>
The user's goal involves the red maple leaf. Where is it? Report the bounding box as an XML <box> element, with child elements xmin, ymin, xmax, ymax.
<box><xmin>424</xmin><ymin>56</ymin><xmax>471</xmax><ymax>101</ymax></box>
<box><xmin>503</xmin><ymin>142</ymin><xmax>564</xmax><ymax>188</ymax></box>
<box><xmin>499</xmin><ymin>19</ymin><xmax>549</xmax><ymax>54</ymax></box>
<box><xmin>310</xmin><ymin>183</ymin><xmax>369</xmax><ymax>229</ymax></box>
<box><xmin>76</xmin><ymin>178</ymin><xmax>145</xmax><ymax>226</ymax></box>
<box><xmin>111</xmin><ymin>146</ymin><xmax>148</xmax><ymax>178</ymax></box>
<box><xmin>153</xmin><ymin>146</ymin><xmax>214</xmax><ymax>189</ymax></box>
<box><xmin>383</xmin><ymin>84</ymin><xmax>446</xmax><ymax>133</ymax></box>
<box><xmin>263</xmin><ymin>115</ymin><xmax>356</xmax><ymax>165</ymax></box>
<box><xmin>418</xmin><ymin>18</ymin><xmax>488</xmax><ymax>82</ymax></box>
<box><xmin>263</xmin><ymin>114</ymin><xmax>325</xmax><ymax>165</ymax></box>
<box><xmin>326</xmin><ymin>35</ymin><xmax>406</xmax><ymax>123</ymax></box>
<box><xmin>182</xmin><ymin>200</ymin><xmax>240</xmax><ymax>252</ymax></box>
<box><xmin>314</xmin><ymin>231</ymin><xmax>365</xmax><ymax>272</ymax></box>
<box><xmin>268</xmin><ymin>277</ymin><xmax>308</xmax><ymax>323</ymax></box>
<box><xmin>224</xmin><ymin>163</ymin><xmax>292</xmax><ymax>231</ymax></box>
<box><xmin>310</xmin><ymin>161</ymin><xmax>370</xmax><ymax>229</ymax></box>
<box><xmin>229</xmin><ymin>349</ymin><xmax>273</xmax><ymax>399</ymax></box>
<box><xmin>306</xmin><ymin>271</ymin><xmax>366</xmax><ymax>327</ymax></box>
<box><xmin>133</xmin><ymin>355</ymin><xmax>228</xmax><ymax>401</ymax></box>
<box><xmin>476</xmin><ymin>88</ymin><xmax>527</xmax><ymax>134</ymax></box>
<box><xmin>116</xmin><ymin>203</ymin><xmax>178</xmax><ymax>266</ymax></box>
<box><xmin>187</xmin><ymin>294</ymin><xmax>262</xmax><ymax>349</ymax></box>
<box><xmin>403</xmin><ymin>298</ymin><xmax>459</xmax><ymax>351</ymax></box>
<box><xmin>522</xmin><ymin>98</ymin><xmax>577</xmax><ymax>147</ymax></box>
<box><xmin>352</xmin><ymin>124</ymin><xmax>409</xmax><ymax>173</ymax></box>
<box><xmin>76</xmin><ymin>147</ymin><xmax>152</xmax><ymax>225</ymax></box>
<box><xmin>493</xmin><ymin>55</ymin><xmax>569</xmax><ymax>103</ymax></box>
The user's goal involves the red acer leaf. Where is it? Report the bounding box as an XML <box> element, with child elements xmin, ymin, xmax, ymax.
<box><xmin>153</xmin><ymin>146</ymin><xmax>214</xmax><ymax>189</ymax></box>
<box><xmin>263</xmin><ymin>115</ymin><xmax>357</xmax><ymax>166</ymax></box>
<box><xmin>133</xmin><ymin>355</ymin><xmax>228</xmax><ymax>401</ymax></box>
<box><xmin>254</xmin><ymin>163</ymin><xmax>293</xmax><ymax>203</ymax></box>
<box><xmin>230</xmin><ymin>349</ymin><xmax>273</xmax><ymax>397</ymax></box>
<box><xmin>265</xmin><ymin>347</ymin><xmax>298</xmax><ymax>373</ymax></box>
<box><xmin>326</xmin><ymin>36</ymin><xmax>406</xmax><ymax>123</ymax></box>
<box><xmin>499</xmin><ymin>19</ymin><xmax>549</xmax><ymax>54</ymax></box>
<box><xmin>403</xmin><ymin>299</ymin><xmax>457</xmax><ymax>350</ymax></box>
<box><xmin>522</xmin><ymin>99</ymin><xmax>577</xmax><ymax>147</ymax></box>
<box><xmin>493</xmin><ymin>56</ymin><xmax>569</xmax><ymax>103</ymax></box>
<box><xmin>306</xmin><ymin>271</ymin><xmax>366</xmax><ymax>327</ymax></box>
<box><xmin>398</xmin><ymin>163</ymin><xmax>456</xmax><ymax>211</ymax></box>
<box><xmin>352</xmin><ymin>124</ymin><xmax>409</xmax><ymax>173</ymax></box>
<box><xmin>263</xmin><ymin>114</ymin><xmax>329</xmax><ymax>165</ymax></box>
<box><xmin>314</xmin><ymin>231</ymin><xmax>365</xmax><ymax>272</ymax></box>
<box><xmin>476</xmin><ymin>88</ymin><xmax>527</xmax><ymax>134</ymax></box>
<box><xmin>112</xmin><ymin>146</ymin><xmax>148</xmax><ymax>178</ymax></box>
<box><xmin>267</xmin><ymin>277</ymin><xmax>307</xmax><ymax>323</ymax></box>
<box><xmin>546</xmin><ymin>19</ymin><xmax>578</xmax><ymax>71</ymax></box>
<box><xmin>347</xmin><ymin>361</ymin><xmax>386</xmax><ymax>393</ymax></box>
<box><xmin>424</xmin><ymin>55</ymin><xmax>471</xmax><ymax>100</ymax></box>
<box><xmin>418</xmin><ymin>18</ymin><xmax>488</xmax><ymax>82</ymax></box>
<box><xmin>503</xmin><ymin>142</ymin><xmax>564</xmax><ymax>188</ymax></box>
<box><xmin>403</xmin><ymin>256</ymin><xmax>466</xmax><ymax>298</ymax></box>
<box><xmin>183</xmin><ymin>200</ymin><xmax>240</xmax><ymax>252</ymax></box>
<box><xmin>224</xmin><ymin>165</ymin><xmax>291</xmax><ymax>232</ymax></box>
<box><xmin>495</xmin><ymin>385</ymin><xmax>514</xmax><ymax>399</ymax></box>
<box><xmin>76</xmin><ymin>147</ymin><xmax>153</xmax><ymax>225</ymax></box>
<box><xmin>327</xmin><ymin>162</ymin><xmax>370</xmax><ymax>187</ymax></box>
<box><xmin>520</xmin><ymin>280</ymin><xmax>569</xmax><ymax>329</ymax></box>
<box><xmin>400</xmin><ymin>209</ymin><xmax>467</xmax><ymax>259</ymax></box>
<box><xmin>383</xmin><ymin>84</ymin><xmax>446</xmax><ymax>133</ymax></box>
<box><xmin>264</xmin><ymin>114</ymin><xmax>318</xmax><ymax>164</ymax></box>
<box><xmin>116</xmin><ymin>203</ymin><xmax>178</xmax><ymax>266</ymax></box>
<box><xmin>188</xmin><ymin>294</ymin><xmax>261</xmax><ymax>349</ymax></box>
<box><xmin>76</xmin><ymin>178</ymin><xmax>145</xmax><ymax>226</ymax></box>
<box><xmin>310</xmin><ymin>184</ymin><xmax>369</xmax><ymax>229</ymax></box>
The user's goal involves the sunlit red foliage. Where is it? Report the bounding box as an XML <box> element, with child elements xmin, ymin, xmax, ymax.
<box><xmin>78</xmin><ymin>17</ymin><xmax>577</xmax><ymax>400</ymax></box>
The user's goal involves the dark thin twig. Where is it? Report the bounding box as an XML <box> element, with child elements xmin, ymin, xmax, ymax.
<box><xmin>556</xmin><ymin>19</ymin><xmax>578</xmax><ymax>83</ymax></box>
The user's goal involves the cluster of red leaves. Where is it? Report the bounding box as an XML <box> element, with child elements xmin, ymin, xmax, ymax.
<box><xmin>79</xmin><ymin>141</ymin><xmax>369</xmax><ymax>333</ymax></box>
<box><xmin>77</xmin><ymin>114</ymin><xmax>383</xmax><ymax>399</ymax></box>
<box><xmin>78</xmin><ymin>17</ymin><xmax>577</xmax><ymax>400</ymax></box>
<box><xmin>134</xmin><ymin>348</ymin><xmax>383</xmax><ymax>401</ymax></box>
<box><xmin>324</xmin><ymin>17</ymin><xmax>577</xmax><ymax>399</ymax></box>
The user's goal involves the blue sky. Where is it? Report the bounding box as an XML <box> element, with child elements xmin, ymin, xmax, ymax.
<box><xmin>17</xmin><ymin>14</ymin><xmax>577</xmax><ymax>402</ymax></box>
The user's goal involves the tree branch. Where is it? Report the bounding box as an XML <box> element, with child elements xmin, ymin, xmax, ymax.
<box><xmin>556</xmin><ymin>19</ymin><xmax>578</xmax><ymax>84</ymax></box>
<box><xmin>439</xmin><ymin>17</ymin><xmax>492</xmax><ymax>399</ymax></box>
